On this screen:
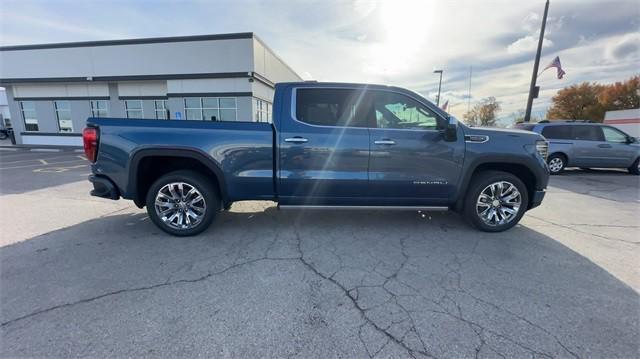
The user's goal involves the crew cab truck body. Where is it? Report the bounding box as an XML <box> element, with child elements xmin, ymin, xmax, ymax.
<box><xmin>85</xmin><ymin>82</ymin><xmax>550</xmax><ymax>236</ymax></box>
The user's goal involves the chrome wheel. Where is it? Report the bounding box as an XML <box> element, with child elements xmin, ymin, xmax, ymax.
<box><xmin>154</xmin><ymin>182</ymin><xmax>207</xmax><ymax>230</ymax></box>
<box><xmin>548</xmin><ymin>157</ymin><xmax>564</xmax><ymax>173</ymax></box>
<box><xmin>476</xmin><ymin>181</ymin><xmax>522</xmax><ymax>227</ymax></box>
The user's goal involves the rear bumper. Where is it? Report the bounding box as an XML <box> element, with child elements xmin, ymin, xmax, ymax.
<box><xmin>530</xmin><ymin>190</ymin><xmax>546</xmax><ymax>209</ymax></box>
<box><xmin>89</xmin><ymin>175</ymin><xmax>120</xmax><ymax>200</ymax></box>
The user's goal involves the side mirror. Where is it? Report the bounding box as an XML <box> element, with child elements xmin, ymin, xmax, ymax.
<box><xmin>442</xmin><ymin>117</ymin><xmax>457</xmax><ymax>142</ymax></box>
<box><xmin>627</xmin><ymin>136</ymin><xmax>637</xmax><ymax>144</ymax></box>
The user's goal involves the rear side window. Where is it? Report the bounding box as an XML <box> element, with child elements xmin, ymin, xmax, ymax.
<box><xmin>295</xmin><ymin>88</ymin><xmax>373</xmax><ymax>128</ymax></box>
<box><xmin>541</xmin><ymin>125</ymin><xmax>572</xmax><ymax>139</ymax></box>
<box><xmin>573</xmin><ymin>125</ymin><xmax>604</xmax><ymax>141</ymax></box>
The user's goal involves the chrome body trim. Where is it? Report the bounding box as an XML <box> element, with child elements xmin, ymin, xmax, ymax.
<box><xmin>278</xmin><ymin>205</ymin><xmax>449</xmax><ymax>211</ymax></box>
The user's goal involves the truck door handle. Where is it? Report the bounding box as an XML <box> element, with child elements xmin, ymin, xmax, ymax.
<box><xmin>284</xmin><ymin>137</ymin><xmax>308</xmax><ymax>144</ymax></box>
<box><xmin>598</xmin><ymin>144</ymin><xmax>612</xmax><ymax>148</ymax></box>
<box><xmin>374</xmin><ymin>139</ymin><xmax>396</xmax><ymax>145</ymax></box>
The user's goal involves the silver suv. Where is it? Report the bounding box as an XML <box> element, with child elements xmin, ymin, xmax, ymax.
<box><xmin>515</xmin><ymin>121</ymin><xmax>640</xmax><ymax>175</ymax></box>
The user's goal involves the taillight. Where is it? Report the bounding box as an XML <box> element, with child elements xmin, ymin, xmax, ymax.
<box><xmin>83</xmin><ymin>127</ymin><xmax>99</xmax><ymax>163</ymax></box>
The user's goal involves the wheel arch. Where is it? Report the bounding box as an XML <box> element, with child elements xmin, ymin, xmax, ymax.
<box><xmin>127</xmin><ymin>147</ymin><xmax>228</xmax><ymax>208</ymax></box>
<box><xmin>455</xmin><ymin>160</ymin><xmax>539</xmax><ymax>211</ymax></box>
<box><xmin>548</xmin><ymin>151</ymin><xmax>568</xmax><ymax>162</ymax></box>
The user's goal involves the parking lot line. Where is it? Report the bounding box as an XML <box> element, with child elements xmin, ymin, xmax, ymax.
<box><xmin>0</xmin><ymin>153</ymin><xmax>86</xmax><ymax>164</ymax></box>
<box><xmin>0</xmin><ymin>148</ymin><xmax>18</xmax><ymax>151</ymax></box>
<box><xmin>0</xmin><ymin>159</ymin><xmax>87</xmax><ymax>170</ymax></box>
<box><xmin>30</xmin><ymin>149</ymin><xmax>62</xmax><ymax>153</ymax></box>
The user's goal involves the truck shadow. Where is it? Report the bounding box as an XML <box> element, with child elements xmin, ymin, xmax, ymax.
<box><xmin>1</xmin><ymin>207</ymin><xmax>638</xmax><ymax>357</ymax></box>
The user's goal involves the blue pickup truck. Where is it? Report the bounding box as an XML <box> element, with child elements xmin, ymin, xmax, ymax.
<box><xmin>84</xmin><ymin>82</ymin><xmax>550</xmax><ymax>236</ymax></box>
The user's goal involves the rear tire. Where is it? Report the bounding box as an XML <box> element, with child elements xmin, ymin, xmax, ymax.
<box><xmin>628</xmin><ymin>158</ymin><xmax>640</xmax><ymax>175</ymax></box>
<box><xmin>145</xmin><ymin>170</ymin><xmax>219</xmax><ymax>236</ymax></box>
<box><xmin>463</xmin><ymin>171</ymin><xmax>529</xmax><ymax>232</ymax></box>
<box><xmin>547</xmin><ymin>154</ymin><xmax>566</xmax><ymax>174</ymax></box>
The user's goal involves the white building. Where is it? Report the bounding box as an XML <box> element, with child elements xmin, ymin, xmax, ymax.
<box><xmin>0</xmin><ymin>88</ymin><xmax>10</xmax><ymax>128</ymax></box>
<box><xmin>604</xmin><ymin>108</ymin><xmax>640</xmax><ymax>137</ymax></box>
<box><xmin>0</xmin><ymin>33</ymin><xmax>302</xmax><ymax>146</ymax></box>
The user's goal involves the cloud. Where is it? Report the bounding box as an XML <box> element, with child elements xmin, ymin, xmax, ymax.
<box><xmin>507</xmin><ymin>35</ymin><xmax>554</xmax><ymax>55</ymax></box>
<box><xmin>609</xmin><ymin>33</ymin><xmax>640</xmax><ymax>60</ymax></box>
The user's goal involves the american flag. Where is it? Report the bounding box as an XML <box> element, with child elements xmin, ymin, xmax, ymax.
<box><xmin>543</xmin><ymin>56</ymin><xmax>566</xmax><ymax>79</ymax></box>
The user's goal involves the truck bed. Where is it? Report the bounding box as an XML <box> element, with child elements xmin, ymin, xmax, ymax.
<box><xmin>88</xmin><ymin>118</ymin><xmax>276</xmax><ymax>201</ymax></box>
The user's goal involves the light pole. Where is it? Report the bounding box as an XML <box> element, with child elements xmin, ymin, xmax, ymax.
<box><xmin>433</xmin><ymin>69</ymin><xmax>443</xmax><ymax>106</ymax></box>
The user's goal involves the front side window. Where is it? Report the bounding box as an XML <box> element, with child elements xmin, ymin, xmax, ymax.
<box><xmin>184</xmin><ymin>97</ymin><xmax>237</xmax><ymax>121</ymax></box>
<box><xmin>602</xmin><ymin>126</ymin><xmax>628</xmax><ymax>143</ymax></box>
<box><xmin>573</xmin><ymin>125</ymin><xmax>604</xmax><ymax>141</ymax></box>
<box><xmin>90</xmin><ymin>100</ymin><xmax>109</xmax><ymax>117</ymax></box>
<box><xmin>295</xmin><ymin>88</ymin><xmax>373</xmax><ymax>127</ymax></box>
<box><xmin>154</xmin><ymin>100</ymin><xmax>169</xmax><ymax>120</ymax></box>
<box><xmin>125</xmin><ymin>100</ymin><xmax>144</xmax><ymax>119</ymax></box>
<box><xmin>372</xmin><ymin>91</ymin><xmax>438</xmax><ymax>130</ymax></box>
<box><xmin>541</xmin><ymin>125</ymin><xmax>572</xmax><ymax>140</ymax></box>
<box><xmin>20</xmin><ymin>101</ymin><xmax>38</xmax><ymax>131</ymax></box>
<box><xmin>54</xmin><ymin>101</ymin><xmax>73</xmax><ymax>132</ymax></box>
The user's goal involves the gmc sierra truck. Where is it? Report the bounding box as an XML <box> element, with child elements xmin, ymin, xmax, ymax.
<box><xmin>84</xmin><ymin>82</ymin><xmax>549</xmax><ymax>236</ymax></box>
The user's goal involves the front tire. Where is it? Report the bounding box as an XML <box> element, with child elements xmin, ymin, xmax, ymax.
<box><xmin>547</xmin><ymin>154</ymin><xmax>566</xmax><ymax>174</ymax></box>
<box><xmin>628</xmin><ymin>158</ymin><xmax>640</xmax><ymax>175</ymax></box>
<box><xmin>146</xmin><ymin>170</ymin><xmax>219</xmax><ymax>236</ymax></box>
<box><xmin>463</xmin><ymin>171</ymin><xmax>529</xmax><ymax>232</ymax></box>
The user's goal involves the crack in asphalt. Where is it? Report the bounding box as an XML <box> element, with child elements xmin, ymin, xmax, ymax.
<box><xmin>529</xmin><ymin>215</ymin><xmax>640</xmax><ymax>245</ymax></box>
<box><xmin>0</xmin><ymin>256</ymin><xmax>295</xmax><ymax>328</ymax></box>
<box><xmin>2</xmin><ymin>216</ymin><xmax>582</xmax><ymax>359</ymax></box>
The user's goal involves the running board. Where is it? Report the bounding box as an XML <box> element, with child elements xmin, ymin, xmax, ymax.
<box><xmin>277</xmin><ymin>205</ymin><xmax>449</xmax><ymax>211</ymax></box>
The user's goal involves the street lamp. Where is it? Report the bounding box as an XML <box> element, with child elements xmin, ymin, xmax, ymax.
<box><xmin>433</xmin><ymin>69</ymin><xmax>443</xmax><ymax>106</ymax></box>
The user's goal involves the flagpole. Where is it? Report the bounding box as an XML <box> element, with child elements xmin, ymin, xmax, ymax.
<box><xmin>467</xmin><ymin>66</ymin><xmax>472</xmax><ymax>113</ymax></box>
<box><xmin>524</xmin><ymin>0</ymin><xmax>550</xmax><ymax>123</ymax></box>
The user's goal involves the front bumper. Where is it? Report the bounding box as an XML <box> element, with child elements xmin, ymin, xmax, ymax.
<box><xmin>89</xmin><ymin>175</ymin><xmax>120</xmax><ymax>200</ymax></box>
<box><xmin>530</xmin><ymin>190</ymin><xmax>546</xmax><ymax>209</ymax></box>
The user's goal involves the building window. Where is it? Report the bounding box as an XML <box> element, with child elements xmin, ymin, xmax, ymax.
<box><xmin>184</xmin><ymin>97</ymin><xmax>237</xmax><ymax>121</ymax></box>
<box><xmin>125</xmin><ymin>100</ymin><xmax>144</xmax><ymax>119</ymax></box>
<box><xmin>154</xmin><ymin>100</ymin><xmax>169</xmax><ymax>119</ymax></box>
<box><xmin>20</xmin><ymin>101</ymin><xmax>39</xmax><ymax>132</ymax></box>
<box><xmin>90</xmin><ymin>100</ymin><xmax>109</xmax><ymax>117</ymax></box>
<box><xmin>54</xmin><ymin>101</ymin><xmax>74</xmax><ymax>133</ymax></box>
<box><xmin>256</xmin><ymin>99</ymin><xmax>272</xmax><ymax>123</ymax></box>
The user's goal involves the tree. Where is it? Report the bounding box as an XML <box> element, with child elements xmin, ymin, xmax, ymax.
<box><xmin>546</xmin><ymin>82</ymin><xmax>605</xmax><ymax>122</ymax></box>
<box><xmin>546</xmin><ymin>75</ymin><xmax>639</xmax><ymax>122</ymax></box>
<box><xmin>463</xmin><ymin>97</ymin><xmax>501</xmax><ymax>127</ymax></box>
<box><xmin>599</xmin><ymin>75</ymin><xmax>640</xmax><ymax>111</ymax></box>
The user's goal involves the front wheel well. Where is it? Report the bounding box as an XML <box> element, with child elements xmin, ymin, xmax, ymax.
<box><xmin>134</xmin><ymin>156</ymin><xmax>223</xmax><ymax>208</ymax></box>
<box><xmin>460</xmin><ymin>163</ymin><xmax>538</xmax><ymax>210</ymax></box>
<box><xmin>548</xmin><ymin>152</ymin><xmax>568</xmax><ymax>162</ymax></box>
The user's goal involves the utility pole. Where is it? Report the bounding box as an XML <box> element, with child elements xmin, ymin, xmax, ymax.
<box><xmin>434</xmin><ymin>69</ymin><xmax>443</xmax><ymax>106</ymax></box>
<box><xmin>524</xmin><ymin>0</ymin><xmax>550</xmax><ymax>122</ymax></box>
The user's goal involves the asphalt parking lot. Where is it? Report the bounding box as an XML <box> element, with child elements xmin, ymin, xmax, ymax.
<box><xmin>1</xmin><ymin>148</ymin><xmax>638</xmax><ymax>358</ymax></box>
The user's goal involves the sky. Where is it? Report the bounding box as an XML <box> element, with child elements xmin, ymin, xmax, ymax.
<box><xmin>1</xmin><ymin>0</ymin><xmax>638</xmax><ymax>123</ymax></box>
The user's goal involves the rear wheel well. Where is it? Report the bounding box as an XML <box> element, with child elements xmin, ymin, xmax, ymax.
<box><xmin>462</xmin><ymin>163</ymin><xmax>537</xmax><ymax>210</ymax></box>
<box><xmin>135</xmin><ymin>156</ymin><xmax>222</xmax><ymax>208</ymax></box>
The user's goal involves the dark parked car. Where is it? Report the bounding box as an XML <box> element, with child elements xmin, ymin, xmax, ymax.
<box><xmin>84</xmin><ymin>82</ymin><xmax>550</xmax><ymax>236</ymax></box>
<box><xmin>515</xmin><ymin>121</ymin><xmax>640</xmax><ymax>175</ymax></box>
